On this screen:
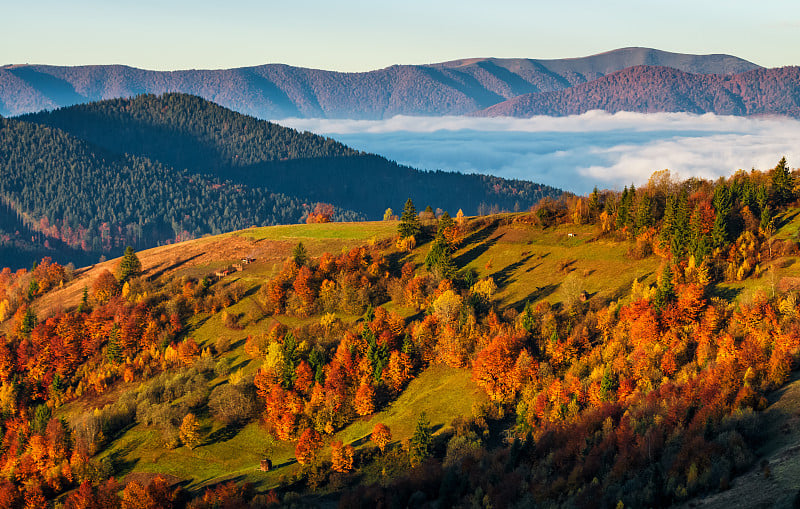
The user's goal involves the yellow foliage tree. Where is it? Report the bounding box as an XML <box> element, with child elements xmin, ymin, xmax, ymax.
<box><xmin>179</xmin><ymin>413</ymin><xmax>201</xmax><ymax>449</ymax></box>
<box><xmin>432</xmin><ymin>290</ymin><xmax>463</xmax><ymax>323</ymax></box>
<box><xmin>0</xmin><ymin>299</ymin><xmax>9</xmax><ymax>322</ymax></box>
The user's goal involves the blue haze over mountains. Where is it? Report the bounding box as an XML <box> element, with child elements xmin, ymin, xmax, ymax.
<box><xmin>0</xmin><ymin>48</ymin><xmax>762</xmax><ymax>119</ymax></box>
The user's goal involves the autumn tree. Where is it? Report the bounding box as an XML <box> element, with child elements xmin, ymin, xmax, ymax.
<box><xmin>92</xmin><ymin>270</ymin><xmax>119</xmax><ymax>304</ymax></box>
<box><xmin>371</xmin><ymin>423</ymin><xmax>392</xmax><ymax>453</ymax></box>
<box><xmin>354</xmin><ymin>381</ymin><xmax>376</xmax><ymax>416</ymax></box>
<box><xmin>295</xmin><ymin>428</ymin><xmax>322</xmax><ymax>466</ymax></box>
<box><xmin>179</xmin><ymin>413</ymin><xmax>201</xmax><ymax>449</ymax></box>
<box><xmin>306</xmin><ymin>202</ymin><xmax>334</xmax><ymax>223</ymax></box>
<box><xmin>472</xmin><ymin>334</ymin><xmax>524</xmax><ymax>402</ymax></box>
<box><xmin>330</xmin><ymin>440</ymin><xmax>355</xmax><ymax>473</ymax></box>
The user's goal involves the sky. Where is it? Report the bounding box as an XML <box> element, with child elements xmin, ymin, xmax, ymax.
<box><xmin>280</xmin><ymin>112</ymin><xmax>800</xmax><ymax>194</ymax></box>
<box><xmin>3</xmin><ymin>0</ymin><xmax>799</xmax><ymax>70</ymax></box>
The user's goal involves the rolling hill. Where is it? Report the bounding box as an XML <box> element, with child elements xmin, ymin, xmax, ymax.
<box><xmin>476</xmin><ymin>65</ymin><xmax>800</xmax><ymax>117</ymax></box>
<box><xmin>0</xmin><ymin>48</ymin><xmax>760</xmax><ymax>118</ymax></box>
<box><xmin>2</xmin><ymin>159</ymin><xmax>800</xmax><ymax>507</ymax></box>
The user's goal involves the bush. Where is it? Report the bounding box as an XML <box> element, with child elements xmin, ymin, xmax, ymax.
<box><xmin>209</xmin><ymin>384</ymin><xmax>254</xmax><ymax>425</ymax></box>
<box><xmin>214</xmin><ymin>358</ymin><xmax>232</xmax><ymax>378</ymax></box>
<box><xmin>215</xmin><ymin>336</ymin><xmax>232</xmax><ymax>354</ymax></box>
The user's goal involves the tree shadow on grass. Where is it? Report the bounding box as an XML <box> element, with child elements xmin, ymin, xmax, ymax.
<box><xmin>204</xmin><ymin>423</ymin><xmax>245</xmax><ymax>445</ymax></box>
<box><xmin>711</xmin><ymin>285</ymin><xmax>744</xmax><ymax>302</ymax></box>
<box><xmin>147</xmin><ymin>253</ymin><xmax>203</xmax><ymax>281</ymax></box>
<box><xmin>775</xmin><ymin>209</ymin><xmax>800</xmax><ymax>232</ymax></box>
<box><xmin>452</xmin><ymin>225</ymin><xmax>500</xmax><ymax>268</ymax></box>
<box><xmin>490</xmin><ymin>253</ymin><xmax>535</xmax><ymax>287</ymax></box>
<box><xmin>508</xmin><ymin>283</ymin><xmax>560</xmax><ymax>311</ymax></box>
<box><xmin>107</xmin><ymin>436</ymin><xmax>143</xmax><ymax>477</ymax></box>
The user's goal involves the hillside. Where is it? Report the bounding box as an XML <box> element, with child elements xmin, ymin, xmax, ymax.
<box><xmin>0</xmin><ymin>48</ymin><xmax>760</xmax><ymax>118</ymax></box>
<box><xmin>2</xmin><ymin>159</ymin><xmax>800</xmax><ymax>507</ymax></box>
<box><xmin>1</xmin><ymin>94</ymin><xmax>561</xmax><ymax>269</ymax></box>
<box><xmin>0</xmin><ymin>114</ymin><xmax>359</xmax><ymax>270</ymax></box>
<box><xmin>18</xmin><ymin>94</ymin><xmax>559</xmax><ymax>220</ymax></box>
<box><xmin>477</xmin><ymin>65</ymin><xmax>800</xmax><ymax>117</ymax></box>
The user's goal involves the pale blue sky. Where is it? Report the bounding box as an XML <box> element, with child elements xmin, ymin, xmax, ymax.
<box><xmin>3</xmin><ymin>0</ymin><xmax>799</xmax><ymax>70</ymax></box>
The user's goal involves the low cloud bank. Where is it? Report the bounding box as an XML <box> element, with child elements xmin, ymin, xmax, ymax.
<box><xmin>279</xmin><ymin>112</ymin><xmax>800</xmax><ymax>194</ymax></box>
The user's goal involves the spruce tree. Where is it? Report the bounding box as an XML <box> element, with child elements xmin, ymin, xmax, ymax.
<box><xmin>409</xmin><ymin>412</ymin><xmax>432</xmax><ymax>466</ymax></box>
<box><xmin>634</xmin><ymin>193</ymin><xmax>652</xmax><ymax>234</ymax></box>
<box><xmin>292</xmin><ymin>242</ymin><xmax>308</xmax><ymax>266</ymax></box>
<box><xmin>118</xmin><ymin>246</ymin><xmax>141</xmax><ymax>282</ymax></box>
<box><xmin>653</xmin><ymin>265</ymin><xmax>675</xmax><ymax>311</ymax></box>
<box><xmin>670</xmin><ymin>191</ymin><xmax>689</xmax><ymax>259</ymax></box>
<box><xmin>425</xmin><ymin>232</ymin><xmax>456</xmax><ymax>280</ymax></box>
<box><xmin>20</xmin><ymin>308</ymin><xmax>36</xmax><ymax>336</ymax></box>
<box><xmin>588</xmin><ymin>187</ymin><xmax>600</xmax><ymax>219</ymax></box>
<box><xmin>659</xmin><ymin>194</ymin><xmax>675</xmax><ymax>247</ymax></box>
<box><xmin>711</xmin><ymin>183</ymin><xmax>731</xmax><ymax>249</ymax></box>
<box><xmin>398</xmin><ymin>199</ymin><xmax>421</xmax><ymax>239</ymax></box>
<box><xmin>689</xmin><ymin>207</ymin><xmax>710</xmax><ymax>262</ymax></box>
<box><xmin>771</xmin><ymin>156</ymin><xmax>794</xmax><ymax>206</ymax></box>
<box><xmin>616</xmin><ymin>187</ymin><xmax>630</xmax><ymax>230</ymax></box>
<box><xmin>437</xmin><ymin>211</ymin><xmax>454</xmax><ymax>237</ymax></box>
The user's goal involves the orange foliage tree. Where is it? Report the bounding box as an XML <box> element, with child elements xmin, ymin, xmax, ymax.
<box><xmin>330</xmin><ymin>440</ymin><xmax>355</xmax><ymax>473</ymax></box>
<box><xmin>371</xmin><ymin>423</ymin><xmax>392</xmax><ymax>453</ymax></box>
<box><xmin>295</xmin><ymin>428</ymin><xmax>322</xmax><ymax>466</ymax></box>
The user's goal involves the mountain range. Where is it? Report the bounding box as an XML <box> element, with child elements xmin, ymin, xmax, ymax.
<box><xmin>476</xmin><ymin>65</ymin><xmax>800</xmax><ymax>118</ymax></box>
<box><xmin>0</xmin><ymin>47</ymin><xmax>772</xmax><ymax>119</ymax></box>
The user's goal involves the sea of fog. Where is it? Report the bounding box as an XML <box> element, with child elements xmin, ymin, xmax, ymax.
<box><xmin>279</xmin><ymin>111</ymin><xmax>800</xmax><ymax>195</ymax></box>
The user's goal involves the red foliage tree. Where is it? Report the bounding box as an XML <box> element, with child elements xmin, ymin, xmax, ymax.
<box><xmin>295</xmin><ymin>428</ymin><xmax>322</xmax><ymax>466</ymax></box>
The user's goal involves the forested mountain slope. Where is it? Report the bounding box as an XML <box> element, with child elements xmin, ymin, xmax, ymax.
<box><xmin>0</xmin><ymin>116</ymin><xmax>336</xmax><ymax>258</ymax></box>
<box><xmin>0</xmin><ymin>48</ymin><xmax>760</xmax><ymax>118</ymax></box>
<box><xmin>477</xmin><ymin>65</ymin><xmax>800</xmax><ymax>117</ymax></box>
<box><xmin>1</xmin><ymin>94</ymin><xmax>561</xmax><ymax>269</ymax></box>
<box><xmin>18</xmin><ymin>94</ymin><xmax>560</xmax><ymax>218</ymax></box>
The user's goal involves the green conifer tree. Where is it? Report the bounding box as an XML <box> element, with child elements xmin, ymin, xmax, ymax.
<box><xmin>398</xmin><ymin>199</ymin><xmax>421</xmax><ymax>239</ymax></box>
<box><xmin>653</xmin><ymin>265</ymin><xmax>675</xmax><ymax>311</ymax></box>
<box><xmin>670</xmin><ymin>191</ymin><xmax>690</xmax><ymax>259</ymax></box>
<box><xmin>588</xmin><ymin>187</ymin><xmax>601</xmax><ymax>220</ymax></box>
<box><xmin>292</xmin><ymin>242</ymin><xmax>308</xmax><ymax>266</ymax></box>
<box><xmin>425</xmin><ymin>232</ymin><xmax>456</xmax><ymax>280</ymax></box>
<box><xmin>634</xmin><ymin>193</ymin><xmax>653</xmax><ymax>234</ymax></box>
<box><xmin>437</xmin><ymin>211</ymin><xmax>454</xmax><ymax>237</ymax></box>
<box><xmin>409</xmin><ymin>412</ymin><xmax>432</xmax><ymax>466</ymax></box>
<box><xmin>771</xmin><ymin>156</ymin><xmax>794</xmax><ymax>206</ymax></box>
<box><xmin>118</xmin><ymin>246</ymin><xmax>142</xmax><ymax>283</ymax></box>
<box><xmin>711</xmin><ymin>183</ymin><xmax>731</xmax><ymax>249</ymax></box>
<box><xmin>659</xmin><ymin>194</ymin><xmax>676</xmax><ymax>247</ymax></box>
<box><xmin>20</xmin><ymin>308</ymin><xmax>36</xmax><ymax>336</ymax></box>
<box><xmin>616</xmin><ymin>187</ymin><xmax>630</xmax><ymax>230</ymax></box>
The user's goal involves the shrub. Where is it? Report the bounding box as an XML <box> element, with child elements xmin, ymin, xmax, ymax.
<box><xmin>209</xmin><ymin>384</ymin><xmax>254</xmax><ymax>425</ymax></box>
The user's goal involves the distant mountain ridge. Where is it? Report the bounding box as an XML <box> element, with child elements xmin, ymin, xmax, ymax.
<box><xmin>475</xmin><ymin>65</ymin><xmax>800</xmax><ymax>118</ymax></box>
<box><xmin>0</xmin><ymin>48</ymin><xmax>761</xmax><ymax>118</ymax></box>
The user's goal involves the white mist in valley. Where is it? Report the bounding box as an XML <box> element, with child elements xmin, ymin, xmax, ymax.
<box><xmin>279</xmin><ymin>111</ymin><xmax>800</xmax><ymax>195</ymax></box>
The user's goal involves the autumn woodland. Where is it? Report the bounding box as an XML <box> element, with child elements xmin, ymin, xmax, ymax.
<box><xmin>0</xmin><ymin>147</ymin><xmax>798</xmax><ymax>508</ymax></box>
